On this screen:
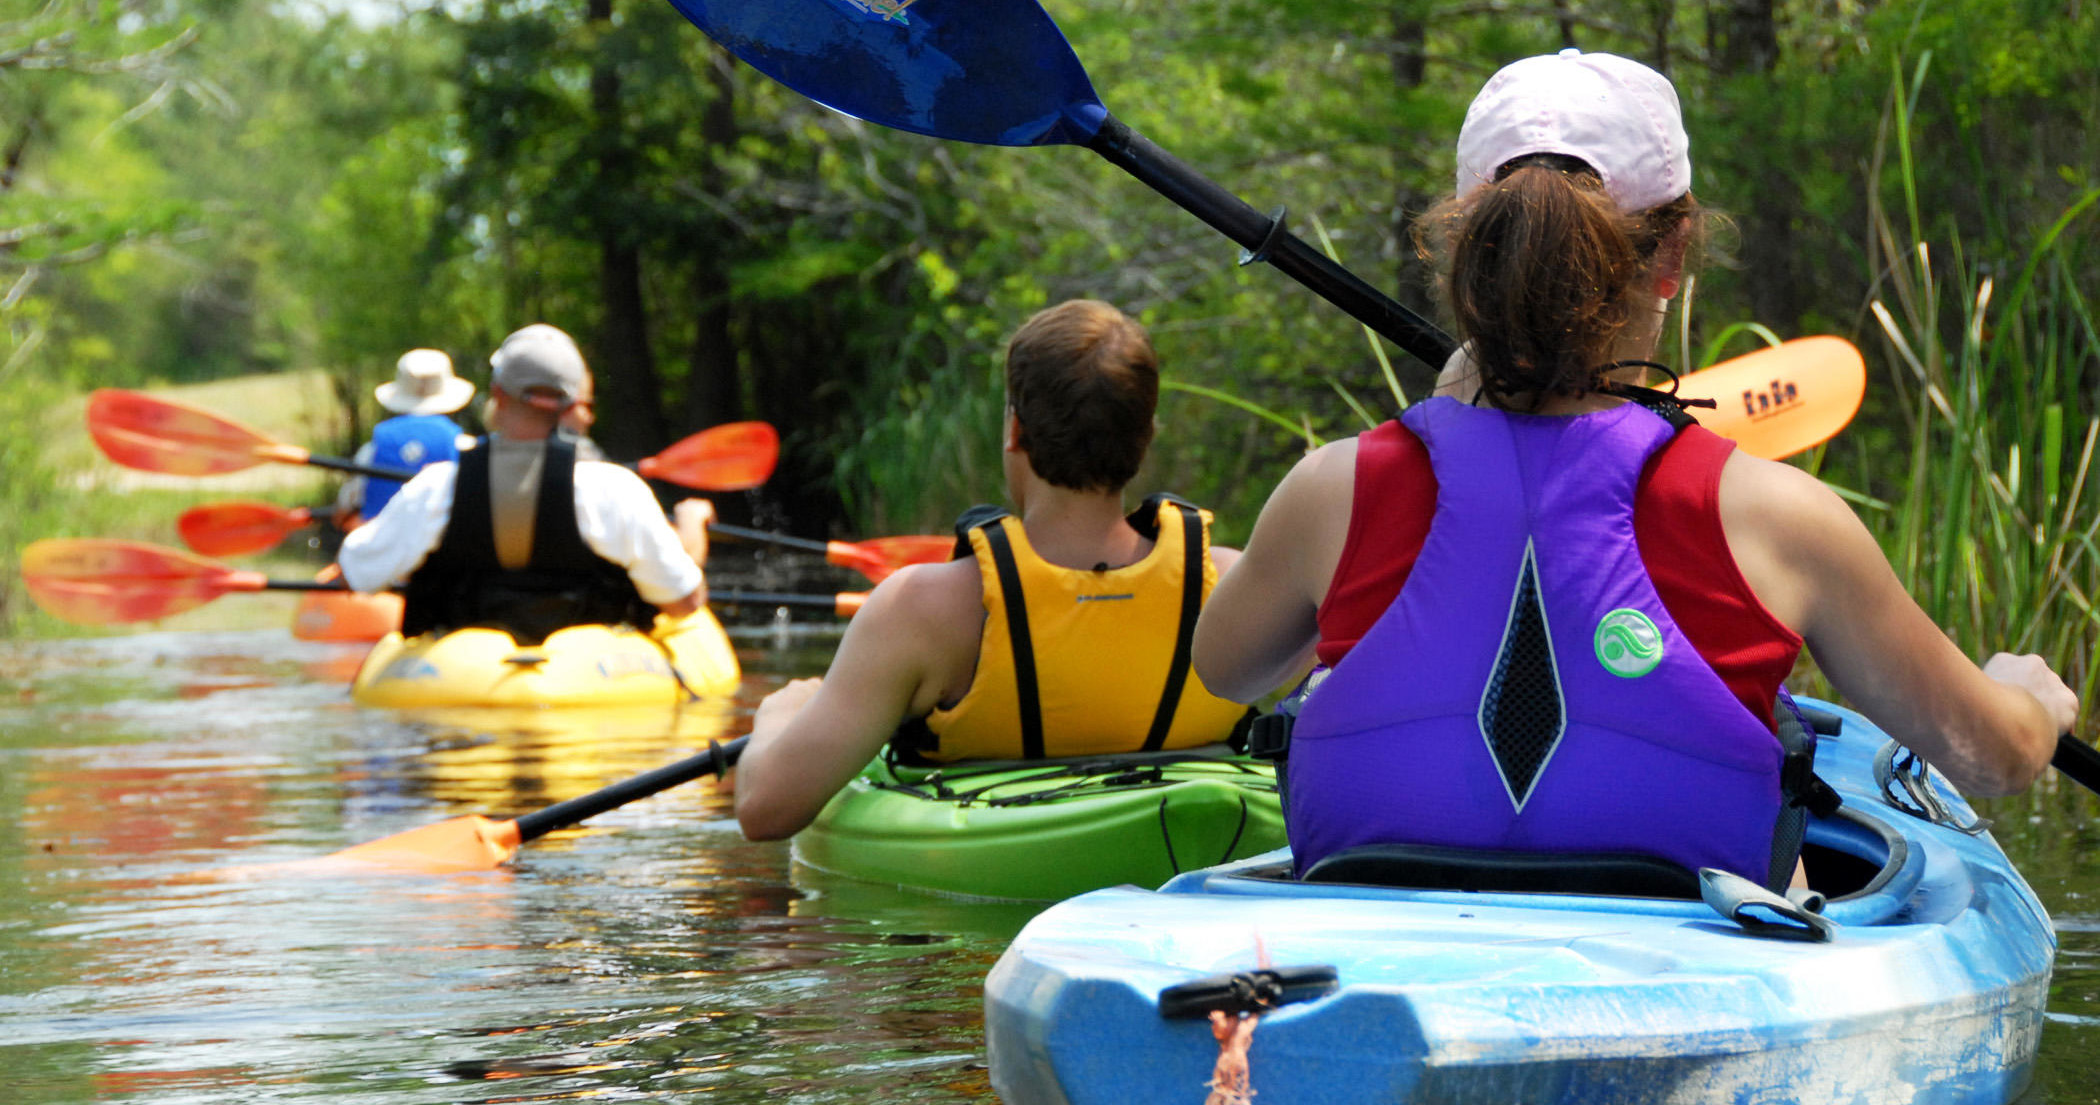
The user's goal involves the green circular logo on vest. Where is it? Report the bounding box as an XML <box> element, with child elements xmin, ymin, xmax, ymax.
<box><xmin>1594</xmin><ymin>608</ymin><xmax>1664</xmax><ymax>678</ymax></box>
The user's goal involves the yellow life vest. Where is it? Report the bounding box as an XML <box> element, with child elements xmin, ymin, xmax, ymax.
<box><xmin>908</xmin><ymin>494</ymin><xmax>1252</xmax><ymax>762</ymax></box>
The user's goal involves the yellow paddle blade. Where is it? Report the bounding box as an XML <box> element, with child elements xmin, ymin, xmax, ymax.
<box><xmin>194</xmin><ymin>815</ymin><xmax>526</xmax><ymax>880</ymax></box>
<box><xmin>85</xmin><ymin>389</ymin><xmax>306</xmax><ymax>476</ymax></box>
<box><xmin>1677</xmin><ymin>337</ymin><xmax>1866</xmax><ymax>460</ymax></box>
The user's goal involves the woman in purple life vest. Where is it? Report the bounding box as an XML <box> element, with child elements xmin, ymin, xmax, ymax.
<box><xmin>1191</xmin><ymin>49</ymin><xmax>2076</xmax><ymax>887</ymax></box>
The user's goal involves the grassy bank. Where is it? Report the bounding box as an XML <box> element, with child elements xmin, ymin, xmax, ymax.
<box><xmin>2</xmin><ymin>371</ymin><xmax>348</xmax><ymax>638</ymax></box>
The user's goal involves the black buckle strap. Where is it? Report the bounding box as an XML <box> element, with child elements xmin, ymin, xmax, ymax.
<box><xmin>1158</xmin><ymin>965</ymin><xmax>1338</xmax><ymax>1019</ymax></box>
<box><xmin>1141</xmin><ymin>501</ymin><xmax>1205</xmax><ymax>752</ymax></box>
<box><xmin>979</xmin><ymin>520</ymin><xmax>1044</xmax><ymax>760</ymax></box>
<box><xmin>1245</xmin><ymin>712</ymin><xmax>1292</xmax><ymax>762</ymax></box>
<box><xmin>1783</xmin><ymin>747</ymin><xmax>1844</xmax><ymax>818</ymax></box>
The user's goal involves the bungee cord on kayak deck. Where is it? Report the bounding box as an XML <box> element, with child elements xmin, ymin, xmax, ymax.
<box><xmin>866</xmin><ymin>751</ymin><xmax>1276</xmax><ymax>808</ymax></box>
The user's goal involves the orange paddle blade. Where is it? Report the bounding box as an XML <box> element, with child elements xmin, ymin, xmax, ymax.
<box><xmin>20</xmin><ymin>539</ymin><xmax>266</xmax><ymax>624</ymax></box>
<box><xmin>86</xmin><ymin>389</ymin><xmax>308</xmax><ymax>476</ymax></box>
<box><xmin>635</xmin><ymin>421</ymin><xmax>779</xmax><ymax>491</ymax></box>
<box><xmin>178</xmin><ymin>501</ymin><xmax>314</xmax><ymax>557</ymax></box>
<box><xmin>825</xmin><ymin>535</ymin><xmax>953</xmax><ymax>582</ymax></box>
<box><xmin>196</xmin><ymin>816</ymin><xmax>525</xmax><ymax>880</ymax></box>
<box><xmin>1677</xmin><ymin>337</ymin><xmax>1865</xmax><ymax>460</ymax></box>
<box><xmin>292</xmin><ymin>588</ymin><xmax>403</xmax><ymax>641</ymax></box>
<box><xmin>836</xmin><ymin>592</ymin><xmax>869</xmax><ymax>617</ymax></box>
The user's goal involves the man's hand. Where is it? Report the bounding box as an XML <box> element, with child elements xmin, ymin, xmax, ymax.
<box><xmin>673</xmin><ymin>498</ymin><xmax>715</xmax><ymax>565</ymax></box>
<box><xmin>754</xmin><ymin>677</ymin><xmax>824</xmax><ymax>732</ymax></box>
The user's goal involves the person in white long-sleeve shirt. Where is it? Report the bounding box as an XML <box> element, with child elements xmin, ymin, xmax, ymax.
<box><xmin>339</xmin><ymin>324</ymin><xmax>709</xmax><ymax>643</ymax></box>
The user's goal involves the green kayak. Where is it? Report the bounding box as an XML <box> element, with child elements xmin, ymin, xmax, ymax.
<box><xmin>792</xmin><ymin>750</ymin><xmax>1284</xmax><ymax>900</ymax></box>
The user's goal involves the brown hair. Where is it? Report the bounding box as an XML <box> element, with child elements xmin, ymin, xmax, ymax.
<box><xmin>1416</xmin><ymin>154</ymin><xmax>1702</xmax><ymax>408</ymax></box>
<box><xmin>1004</xmin><ymin>299</ymin><xmax>1159</xmax><ymax>492</ymax></box>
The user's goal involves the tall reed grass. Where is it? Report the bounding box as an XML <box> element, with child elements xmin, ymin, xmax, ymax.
<box><xmin>1818</xmin><ymin>58</ymin><xmax>2100</xmax><ymax>834</ymax></box>
<box><xmin>1830</xmin><ymin>58</ymin><xmax>2100</xmax><ymax>711</ymax></box>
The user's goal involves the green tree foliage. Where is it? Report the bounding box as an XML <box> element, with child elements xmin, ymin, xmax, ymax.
<box><xmin>3</xmin><ymin>0</ymin><xmax>2094</xmax><ymax>557</ymax></box>
<box><xmin>0</xmin><ymin>0</ymin><xmax>211</xmax><ymax>632</ymax></box>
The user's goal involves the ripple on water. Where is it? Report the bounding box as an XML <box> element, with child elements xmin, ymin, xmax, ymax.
<box><xmin>0</xmin><ymin>631</ymin><xmax>1024</xmax><ymax>1103</ymax></box>
<box><xmin>4</xmin><ymin>630</ymin><xmax>2097</xmax><ymax>1103</ymax></box>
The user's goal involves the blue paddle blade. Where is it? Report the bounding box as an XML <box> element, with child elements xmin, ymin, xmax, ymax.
<box><xmin>665</xmin><ymin>0</ymin><xmax>1107</xmax><ymax>147</ymax></box>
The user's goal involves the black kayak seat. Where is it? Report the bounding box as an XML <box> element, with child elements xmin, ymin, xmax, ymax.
<box><xmin>1300</xmin><ymin>843</ymin><xmax>1702</xmax><ymax>900</ymax></box>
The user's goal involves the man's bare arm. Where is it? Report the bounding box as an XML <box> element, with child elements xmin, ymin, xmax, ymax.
<box><xmin>735</xmin><ymin>563</ymin><xmax>975</xmax><ymax>839</ymax></box>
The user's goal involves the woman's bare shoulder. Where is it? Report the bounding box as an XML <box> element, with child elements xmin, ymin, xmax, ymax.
<box><xmin>1718</xmin><ymin>449</ymin><xmax>1862</xmax><ymax>541</ymax></box>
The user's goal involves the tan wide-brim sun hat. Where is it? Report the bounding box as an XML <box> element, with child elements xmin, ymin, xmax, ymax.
<box><xmin>375</xmin><ymin>348</ymin><xmax>477</xmax><ymax>415</ymax></box>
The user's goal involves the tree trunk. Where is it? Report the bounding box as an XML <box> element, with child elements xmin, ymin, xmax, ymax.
<box><xmin>1387</xmin><ymin>7</ymin><xmax>1438</xmax><ymax>338</ymax></box>
<box><xmin>685</xmin><ymin>46</ymin><xmax>742</xmax><ymax>431</ymax></box>
<box><xmin>1715</xmin><ymin>0</ymin><xmax>1778</xmax><ymax>74</ymax></box>
<box><xmin>586</xmin><ymin>0</ymin><xmax>669</xmax><ymax>458</ymax></box>
<box><xmin>1648</xmin><ymin>0</ymin><xmax>1675</xmax><ymax>77</ymax></box>
<box><xmin>1711</xmin><ymin>0</ymin><xmax>1800</xmax><ymax>329</ymax></box>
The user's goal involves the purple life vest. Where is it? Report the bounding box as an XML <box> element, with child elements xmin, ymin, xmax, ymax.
<box><xmin>1285</xmin><ymin>397</ymin><xmax>1789</xmax><ymax>886</ymax></box>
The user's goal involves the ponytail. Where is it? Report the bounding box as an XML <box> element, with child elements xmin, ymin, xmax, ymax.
<box><xmin>1417</xmin><ymin>155</ymin><xmax>1698</xmax><ymax>409</ymax></box>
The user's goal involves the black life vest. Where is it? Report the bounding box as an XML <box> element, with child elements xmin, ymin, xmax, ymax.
<box><xmin>400</xmin><ymin>434</ymin><xmax>653</xmax><ymax>645</ymax></box>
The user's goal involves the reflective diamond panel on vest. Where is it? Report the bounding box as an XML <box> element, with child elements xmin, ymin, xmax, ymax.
<box><xmin>1477</xmin><ymin>541</ymin><xmax>1566</xmax><ymax>811</ymax></box>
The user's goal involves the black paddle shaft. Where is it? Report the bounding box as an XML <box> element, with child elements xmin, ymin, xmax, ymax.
<box><xmin>514</xmin><ymin>736</ymin><xmax>750</xmax><ymax>843</ymax></box>
<box><xmin>1085</xmin><ymin>115</ymin><xmax>1457</xmax><ymax>380</ymax></box>
<box><xmin>707</xmin><ymin>521</ymin><xmax>832</xmax><ymax>556</ymax></box>
<box><xmin>2054</xmin><ymin>733</ymin><xmax>2100</xmax><ymax>795</ymax></box>
<box><xmin>301</xmin><ymin>454</ymin><xmax>419</xmax><ymax>483</ymax></box>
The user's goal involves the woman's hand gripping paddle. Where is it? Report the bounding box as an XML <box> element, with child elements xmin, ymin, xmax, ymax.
<box><xmin>198</xmin><ymin>737</ymin><xmax>750</xmax><ymax>878</ymax></box>
<box><xmin>20</xmin><ymin>539</ymin><xmax>868</xmax><ymax>625</ymax></box>
<box><xmin>88</xmin><ymin>389</ymin><xmax>781</xmax><ymax>493</ymax></box>
<box><xmin>662</xmin><ymin>0</ymin><xmax>1456</xmax><ymax>378</ymax></box>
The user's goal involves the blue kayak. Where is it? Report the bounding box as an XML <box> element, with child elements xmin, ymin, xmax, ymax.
<box><xmin>985</xmin><ymin>697</ymin><xmax>2055</xmax><ymax>1104</ymax></box>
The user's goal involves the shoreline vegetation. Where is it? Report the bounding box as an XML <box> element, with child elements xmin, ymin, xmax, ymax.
<box><xmin>3</xmin><ymin>4</ymin><xmax>2094</xmax><ymax>754</ymax></box>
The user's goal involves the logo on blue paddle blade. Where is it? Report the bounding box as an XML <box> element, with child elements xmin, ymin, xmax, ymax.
<box><xmin>833</xmin><ymin>0</ymin><xmax>917</xmax><ymax>23</ymax></box>
<box><xmin>1593</xmin><ymin>608</ymin><xmax>1663</xmax><ymax>678</ymax></box>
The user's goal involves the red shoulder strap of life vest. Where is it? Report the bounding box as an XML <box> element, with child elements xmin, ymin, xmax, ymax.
<box><xmin>1318</xmin><ymin>419</ymin><xmax>1800</xmax><ymax>727</ymax></box>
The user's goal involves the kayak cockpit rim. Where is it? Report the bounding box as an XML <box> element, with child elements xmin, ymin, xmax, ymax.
<box><xmin>1183</xmin><ymin>804</ymin><xmax>1917</xmax><ymax>916</ymax></box>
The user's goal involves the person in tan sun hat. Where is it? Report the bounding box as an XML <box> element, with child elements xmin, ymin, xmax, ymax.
<box><xmin>338</xmin><ymin>324</ymin><xmax>711</xmax><ymax>645</ymax></box>
<box><xmin>338</xmin><ymin>349</ymin><xmax>478</xmax><ymax>523</ymax></box>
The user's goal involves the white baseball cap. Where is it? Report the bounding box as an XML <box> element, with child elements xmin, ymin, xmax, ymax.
<box><xmin>375</xmin><ymin>348</ymin><xmax>475</xmax><ymax>415</ymax></box>
<box><xmin>1455</xmin><ymin>49</ymin><xmax>1691</xmax><ymax>214</ymax></box>
<box><xmin>490</xmin><ymin>324</ymin><xmax>588</xmax><ymax>411</ymax></box>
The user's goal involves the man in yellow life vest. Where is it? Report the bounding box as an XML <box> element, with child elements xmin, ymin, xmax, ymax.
<box><xmin>735</xmin><ymin>299</ymin><xmax>1252</xmax><ymax>840</ymax></box>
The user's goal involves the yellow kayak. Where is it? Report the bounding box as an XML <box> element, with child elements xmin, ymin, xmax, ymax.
<box><xmin>350</xmin><ymin>609</ymin><xmax>740</xmax><ymax>708</ymax></box>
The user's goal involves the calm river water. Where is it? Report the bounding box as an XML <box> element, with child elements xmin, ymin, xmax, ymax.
<box><xmin>0</xmin><ymin>621</ymin><xmax>2094</xmax><ymax>1103</ymax></box>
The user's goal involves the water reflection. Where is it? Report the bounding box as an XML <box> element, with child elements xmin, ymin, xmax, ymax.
<box><xmin>0</xmin><ymin>628</ymin><xmax>2091</xmax><ymax>1103</ymax></box>
<box><xmin>0</xmin><ymin>629</ymin><xmax>1017</xmax><ymax>1104</ymax></box>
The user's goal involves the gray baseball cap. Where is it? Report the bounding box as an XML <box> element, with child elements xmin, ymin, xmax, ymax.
<box><xmin>490</xmin><ymin>324</ymin><xmax>587</xmax><ymax>410</ymax></box>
